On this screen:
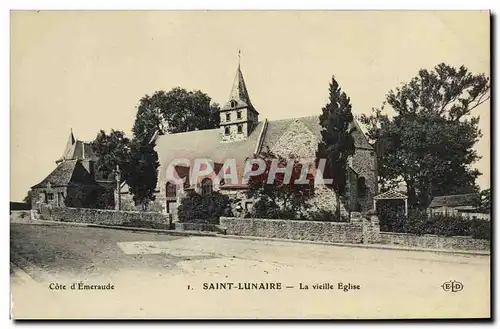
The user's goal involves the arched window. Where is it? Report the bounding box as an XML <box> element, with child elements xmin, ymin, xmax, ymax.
<box><xmin>201</xmin><ymin>178</ymin><xmax>213</xmax><ymax>195</ymax></box>
<box><xmin>237</xmin><ymin>124</ymin><xmax>243</xmax><ymax>134</ymax></box>
<box><xmin>230</xmin><ymin>100</ymin><xmax>237</xmax><ymax>108</ymax></box>
<box><xmin>225</xmin><ymin>113</ymin><xmax>231</xmax><ymax>121</ymax></box>
<box><xmin>224</xmin><ymin>126</ymin><xmax>230</xmax><ymax>135</ymax></box>
<box><xmin>166</xmin><ymin>182</ymin><xmax>177</xmax><ymax>198</ymax></box>
<box><xmin>237</xmin><ymin>110</ymin><xmax>242</xmax><ymax>119</ymax></box>
<box><xmin>357</xmin><ymin>177</ymin><xmax>367</xmax><ymax>198</ymax></box>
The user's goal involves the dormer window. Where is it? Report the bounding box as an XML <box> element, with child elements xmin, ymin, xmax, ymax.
<box><xmin>237</xmin><ymin>125</ymin><xmax>243</xmax><ymax>134</ymax></box>
<box><xmin>226</xmin><ymin>113</ymin><xmax>231</xmax><ymax>121</ymax></box>
<box><xmin>237</xmin><ymin>111</ymin><xmax>242</xmax><ymax>119</ymax></box>
<box><xmin>230</xmin><ymin>100</ymin><xmax>237</xmax><ymax>108</ymax></box>
<box><xmin>224</xmin><ymin>126</ymin><xmax>230</xmax><ymax>135</ymax></box>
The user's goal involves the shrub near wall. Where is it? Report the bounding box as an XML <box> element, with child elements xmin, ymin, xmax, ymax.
<box><xmin>380</xmin><ymin>209</ymin><xmax>491</xmax><ymax>240</ymax></box>
<box><xmin>40</xmin><ymin>206</ymin><xmax>169</xmax><ymax>229</ymax></box>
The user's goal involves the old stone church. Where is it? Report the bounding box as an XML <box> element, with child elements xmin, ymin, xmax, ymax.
<box><xmin>152</xmin><ymin>64</ymin><xmax>378</xmax><ymax>220</ymax></box>
<box><xmin>31</xmin><ymin>64</ymin><xmax>377</xmax><ymax>218</ymax></box>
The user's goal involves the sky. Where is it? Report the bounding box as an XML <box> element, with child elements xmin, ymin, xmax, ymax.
<box><xmin>10</xmin><ymin>10</ymin><xmax>490</xmax><ymax>201</ymax></box>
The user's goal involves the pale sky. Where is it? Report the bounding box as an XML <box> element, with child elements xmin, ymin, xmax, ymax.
<box><xmin>10</xmin><ymin>10</ymin><xmax>490</xmax><ymax>201</ymax></box>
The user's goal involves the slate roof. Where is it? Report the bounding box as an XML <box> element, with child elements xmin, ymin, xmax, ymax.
<box><xmin>32</xmin><ymin>160</ymin><xmax>96</xmax><ymax>189</ymax></box>
<box><xmin>155</xmin><ymin>115</ymin><xmax>374</xmax><ymax>187</ymax></box>
<box><xmin>261</xmin><ymin>116</ymin><xmax>373</xmax><ymax>151</ymax></box>
<box><xmin>56</xmin><ymin>131</ymin><xmax>97</xmax><ymax>164</ymax></box>
<box><xmin>428</xmin><ymin>194</ymin><xmax>480</xmax><ymax>208</ymax></box>
<box><xmin>32</xmin><ymin>160</ymin><xmax>78</xmax><ymax>188</ymax></box>
<box><xmin>221</xmin><ymin>65</ymin><xmax>258</xmax><ymax>114</ymax></box>
<box><xmin>155</xmin><ymin>122</ymin><xmax>264</xmax><ymax>185</ymax></box>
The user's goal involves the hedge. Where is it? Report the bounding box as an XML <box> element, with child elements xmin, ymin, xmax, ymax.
<box><xmin>379</xmin><ymin>208</ymin><xmax>490</xmax><ymax>240</ymax></box>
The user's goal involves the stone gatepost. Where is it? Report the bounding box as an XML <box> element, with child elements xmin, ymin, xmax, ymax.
<box><xmin>361</xmin><ymin>210</ymin><xmax>381</xmax><ymax>244</ymax></box>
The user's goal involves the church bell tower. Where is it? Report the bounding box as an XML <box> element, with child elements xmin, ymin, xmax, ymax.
<box><xmin>220</xmin><ymin>54</ymin><xmax>259</xmax><ymax>143</ymax></box>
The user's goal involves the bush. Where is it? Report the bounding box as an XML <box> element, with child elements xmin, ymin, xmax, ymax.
<box><xmin>469</xmin><ymin>219</ymin><xmax>491</xmax><ymax>240</ymax></box>
<box><xmin>379</xmin><ymin>208</ymin><xmax>491</xmax><ymax>240</ymax></box>
<box><xmin>177</xmin><ymin>191</ymin><xmax>230</xmax><ymax>224</ymax></box>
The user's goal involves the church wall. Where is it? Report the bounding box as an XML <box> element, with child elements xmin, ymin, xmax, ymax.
<box><xmin>31</xmin><ymin>186</ymin><xmax>67</xmax><ymax>210</ymax></box>
<box><xmin>220</xmin><ymin>121</ymin><xmax>249</xmax><ymax>143</ymax></box>
<box><xmin>351</xmin><ymin>148</ymin><xmax>378</xmax><ymax>211</ymax></box>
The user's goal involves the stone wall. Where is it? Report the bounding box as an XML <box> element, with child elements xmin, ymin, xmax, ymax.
<box><xmin>220</xmin><ymin>217</ymin><xmax>364</xmax><ymax>244</ymax></box>
<box><xmin>377</xmin><ymin>232</ymin><xmax>490</xmax><ymax>251</ymax></box>
<box><xmin>39</xmin><ymin>205</ymin><xmax>170</xmax><ymax>229</ymax></box>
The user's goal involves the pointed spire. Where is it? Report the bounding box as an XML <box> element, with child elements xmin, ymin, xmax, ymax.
<box><xmin>56</xmin><ymin>129</ymin><xmax>77</xmax><ymax>164</ymax></box>
<box><xmin>224</xmin><ymin>56</ymin><xmax>253</xmax><ymax>110</ymax></box>
<box><xmin>70</xmin><ymin>128</ymin><xmax>75</xmax><ymax>145</ymax></box>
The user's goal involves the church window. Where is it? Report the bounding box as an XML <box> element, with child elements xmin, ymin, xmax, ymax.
<box><xmin>166</xmin><ymin>182</ymin><xmax>177</xmax><ymax>198</ymax></box>
<box><xmin>357</xmin><ymin>177</ymin><xmax>367</xmax><ymax>198</ymax></box>
<box><xmin>46</xmin><ymin>193</ymin><xmax>54</xmax><ymax>202</ymax></box>
<box><xmin>230</xmin><ymin>100</ymin><xmax>237</xmax><ymax>108</ymax></box>
<box><xmin>226</xmin><ymin>113</ymin><xmax>231</xmax><ymax>121</ymax></box>
<box><xmin>201</xmin><ymin>178</ymin><xmax>213</xmax><ymax>195</ymax></box>
<box><xmin>237</xmin><ymin>111</ymin><xmax>242</xmax><ymax>119</ymax></box>
<box><xmin>237</xmin><ymin>125</ymin><xmax>243</xmax><ymax>134</ymax></box>
<box><xmin>224</xmin><ymin>126</ymin><xmax>230</xmax><ymax>135</ymax></box>
<box><xmin>57</xmin><ymin>192</ymin><xmax>65</xmax><ymax>206</ymax></box>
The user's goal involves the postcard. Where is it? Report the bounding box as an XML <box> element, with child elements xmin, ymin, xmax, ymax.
<box><xmin>10</xmin><ymin>10</ymin><xmax>491</xmax><ymax>319</ymax></box>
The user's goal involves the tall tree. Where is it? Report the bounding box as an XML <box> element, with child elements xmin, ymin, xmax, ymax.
<box><xmin>132</xmin><ymin>88</ymin><xmax>220</xmax><ymax>145</ymax></box>
<box><xmin>360</xmin><ymin>63</ymin><xmax>490</xmax><ymax>208</ymax></box>
<box><xmin>316</xmin><ymin>76</ymin><xmax>356</xmax><ymax>220</ymax></box>
<box><xmin>126</xmin><ymin>141</ymin><xmax>160</xmax><ymax>211</ymax></box>
<box><xmin>91</xmin><ymin>130</ymin><xmax>131</xmax><ymax>180</ymax></box>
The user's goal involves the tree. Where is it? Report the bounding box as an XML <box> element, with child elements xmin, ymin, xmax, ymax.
<box><xmin>316</xmin><ymin>76</ymin><xmax>356</xmax><ymax>220</ymax></box>
<box><xmin>246</xmin><ymin>149</ymin><xmax>315</xmax><ymax>219</ymax></box>
<box><xmin>477</xmin><ymin>188</ymin><xmax>491</xmax><ymax>213</ymax></box>
<box><xmin>91</xmin><ymin>130</ymin><xmax>131</xmax><ymax>180</ymax></box>
<box><xmin>360</xmin><ymin>63</ymin><xmax>490</xmax><ymax>208</ymax></box>
<box><xmin>132</xmin><ymin>88</ymin><xmax>220</xmax><ymax>145</ymax></box>
<box><xmin>126</xmin><ymin>141</ymin><xmax>160</xmax><ymax>211</ymax></box>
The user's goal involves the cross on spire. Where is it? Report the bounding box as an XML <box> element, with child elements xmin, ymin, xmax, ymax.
<box><xmin>238</xmin><ymin>49</ymin><xmax>241</xmax><ymax>67</ymax></box>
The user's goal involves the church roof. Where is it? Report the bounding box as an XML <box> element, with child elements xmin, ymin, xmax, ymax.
<box><xmin>155</xmin><ymin>115</ymin><xmax>373</xmax><ymax>187</ymax></box>
<box><xmin>221</xmin><ymin>65</ymin><xmax>258</xmax><ymax>114</ymax></box>
<box><xmin>32</xmin><ymin>160</ymin><xmax>95</xmax><ymax>189</ymax></box>
<box><xmin>56</xmin><ymin>130</ymin><xmax>97</xmax><ymax>164</ymax></box>
<box><xmin>262</xmin><ymin>116</ymin><xmax>373</xmax><ymax>151</ymax></box>
<box><xmin>155</xmin><ymin>121</ymin><xmax>264</xmax><ymax>185</ymax></box>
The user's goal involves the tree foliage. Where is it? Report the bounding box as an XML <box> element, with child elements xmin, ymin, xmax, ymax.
<box><xmin>177</xmin><ymin>190</ymin><xmax>230</xmax><ymax>224</ymax></box>
<box><xmin>132</xmin><ymin>88</ymin><xmax>220</xmax><ymax>145</ymax></box>
<box><xmin>316</xmin><ymin>76</ymin><xmax>356</xmax><ymax>218</ymax></box>
<box><xmin>360</xmin><ymin>63</ymin><xmax>489</xmax><ymax>208</ymax></box>
<box><xmin>91</xmin><ymin>130</ymin><xmax>131</xmax><ymax>180</ymax></box>
<box><xmin>477</xmin><ymin>188</ymin><xmax>491</xmax><ymax>213</ymax></box>
<box><xmin>246</xmin><ymin>149</ymin><xmax>315</xmax><ymax>219</ymax></box>
<box><xmin>126</xmin><ymin>142</ymin><xmax>160</xmax><ymax>210</ymax></box>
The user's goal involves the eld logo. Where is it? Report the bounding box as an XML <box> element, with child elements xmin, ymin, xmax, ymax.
<box><xmin>441</xmin><ymin>280</ymin><xmax>464</xmax><ymax>292</ymax></box>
